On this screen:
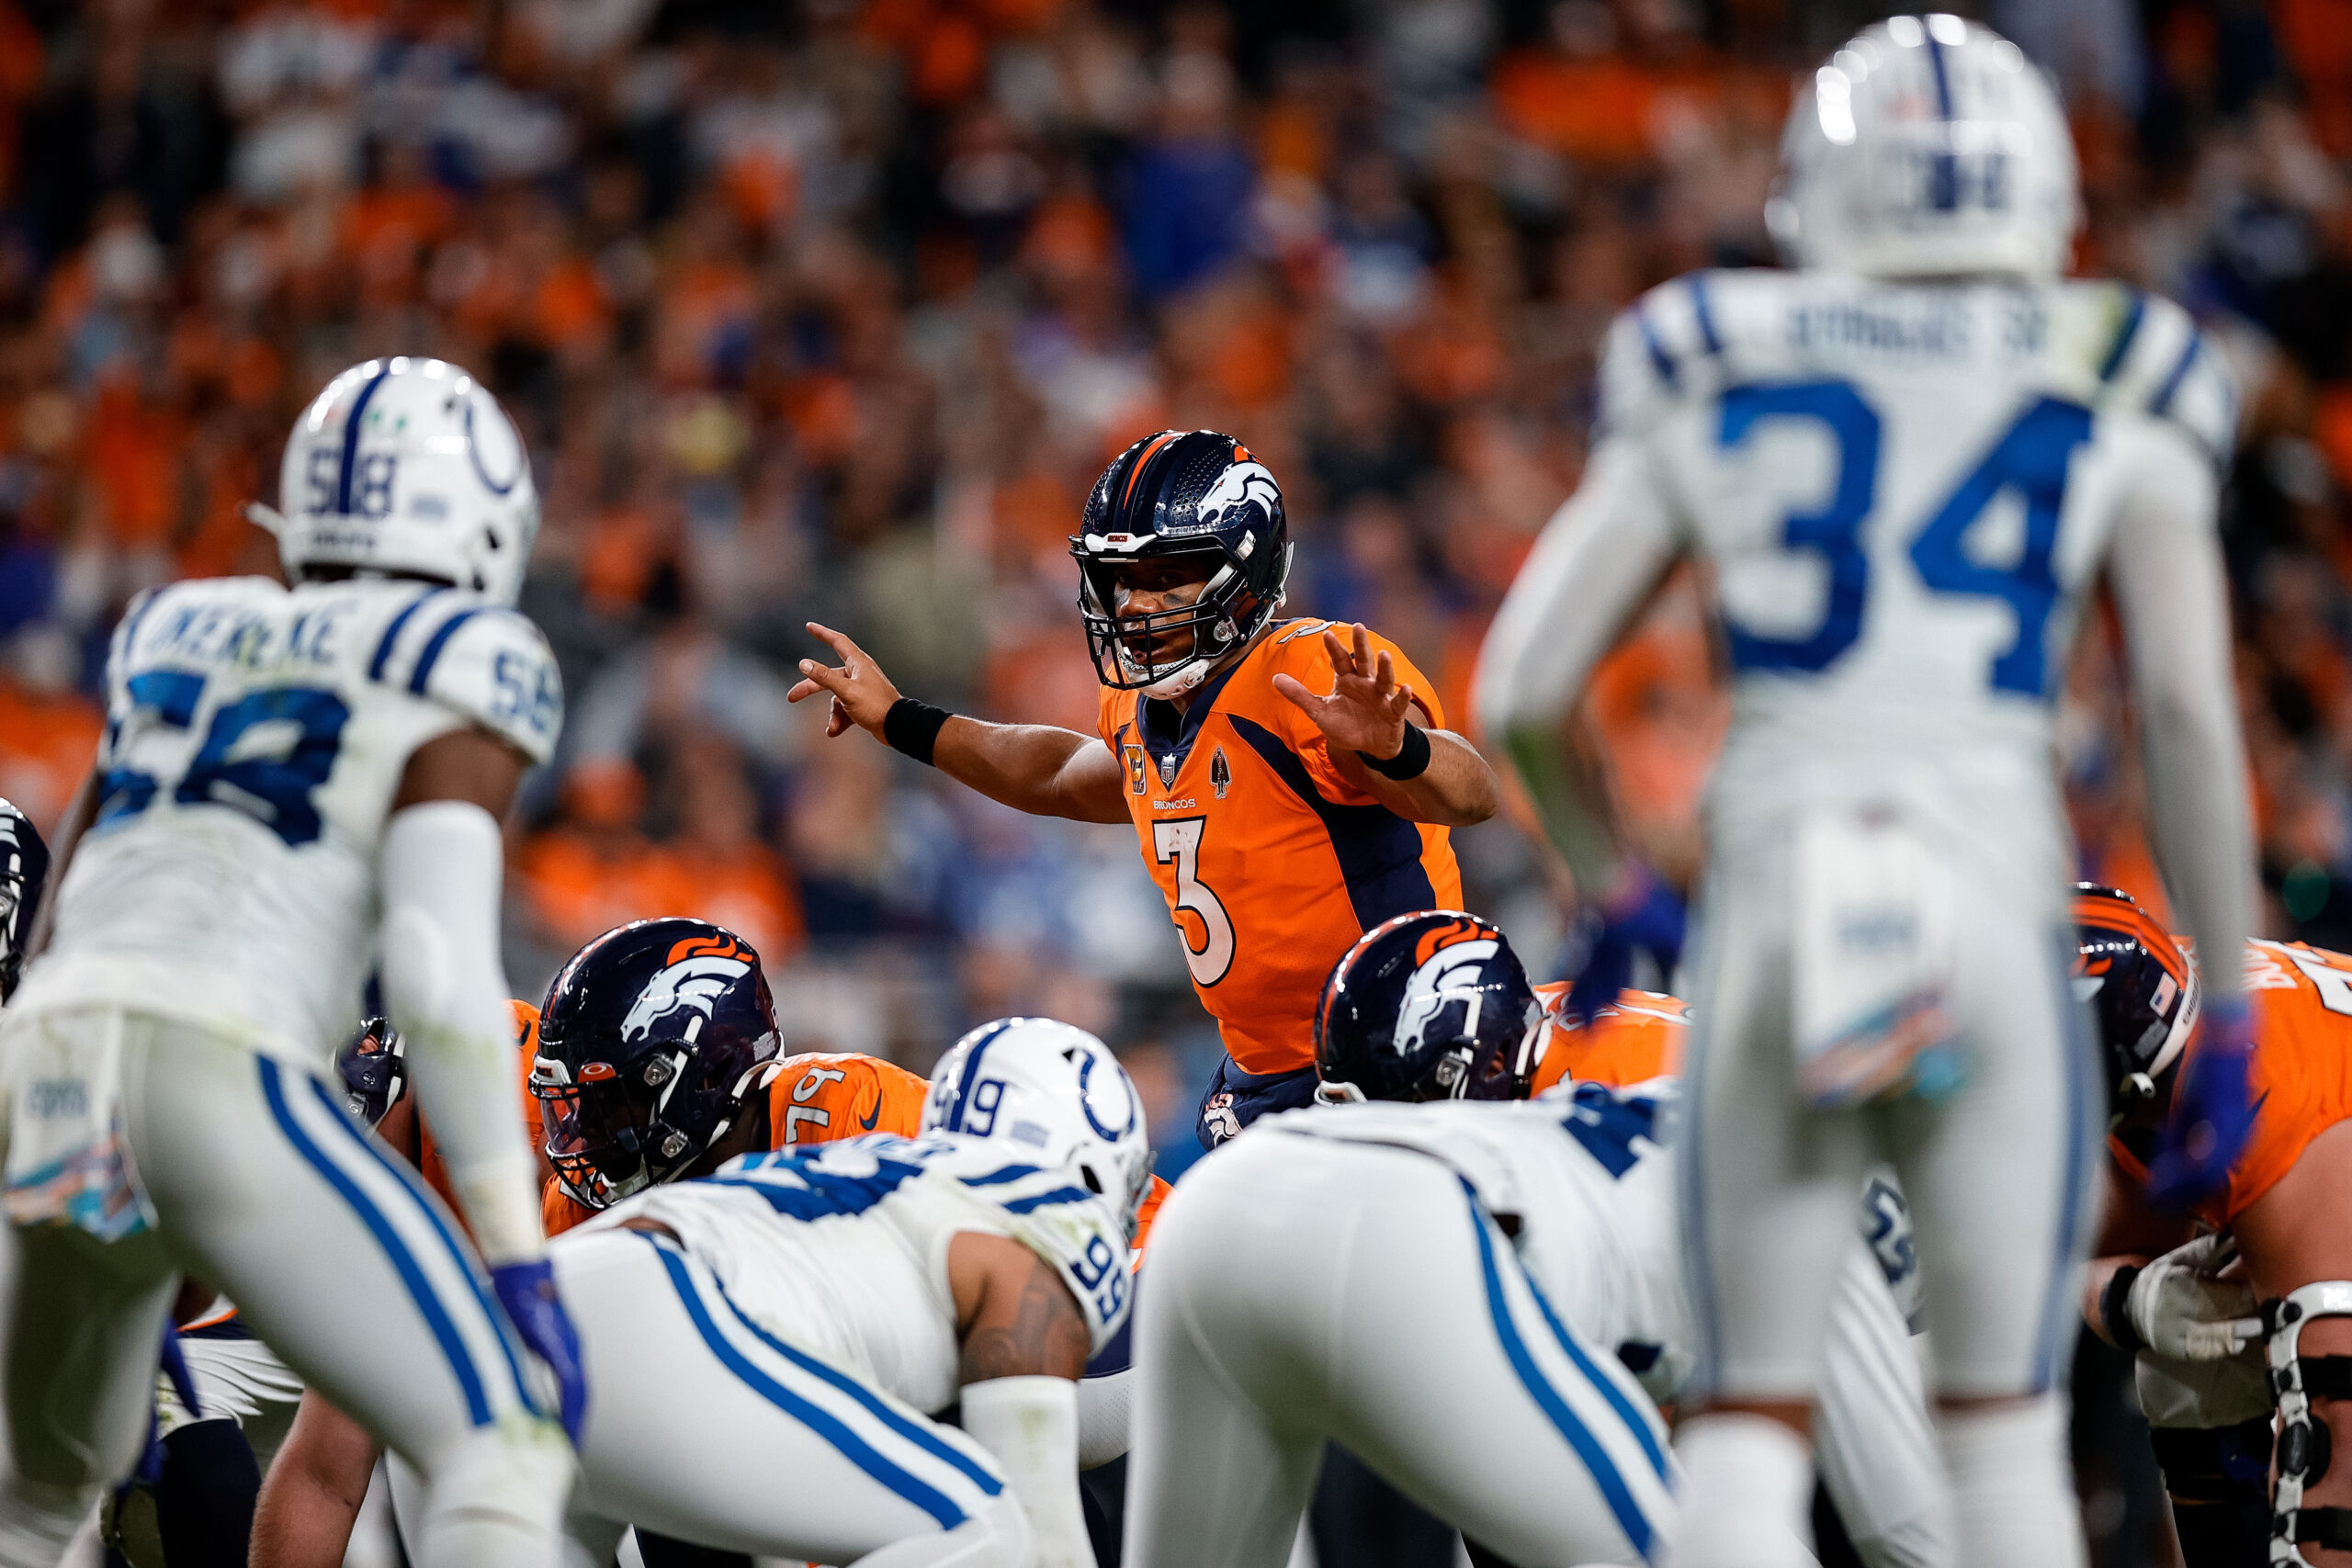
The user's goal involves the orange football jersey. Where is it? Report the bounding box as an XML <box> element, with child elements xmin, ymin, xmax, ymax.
<box><xmin>2111</xmin><ymin>938</ymin><xmax>2352</xmax><ymax>1226</ymax></box>
<box><xmin>1529</xmin><ymin>983</ymin><xmax>1689</xmax><ymax>1095</ymax></box>
<box><xmin>542</xmin><ymin>1050</ymin><xmax>933</xmax><ymax>1237</ymax></box>
<box><xmin>1097</xmin><ymin>620</ymin><xmax>1464</xmax><ymax>1076</ymax></box>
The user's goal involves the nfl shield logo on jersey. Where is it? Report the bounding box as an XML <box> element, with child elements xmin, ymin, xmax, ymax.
<box><xmin>1158</xmin><ymin>752</ymin><xmax>1179</xmax><ymax>789</ymax></box>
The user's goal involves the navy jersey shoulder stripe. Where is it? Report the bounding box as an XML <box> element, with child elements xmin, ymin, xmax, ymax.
<box><xmin>2097</xmin><ymin>291</ymin><xmax>2146</xmax><ymax>384</ymax></box>
<box><xmin>1686</xmin><ymin>275</ymin><xmax>1722</xmax><ymax>357</ymax></box>
<box><xmin>407</xmin><ymin>605</ymin><xmax>492</xmax><ymax>695</ymax></box>
<box><xmin>1226</xmin><ymin>713</ymin><xmax>1439</xmax><ymax>934</ymax></box>
<box><xmin>2148</xmin><ymin>332</ymin><xmax>2203</xmax><ymax>419</ymax></box>
<box><xmin>1634</xmin><ymin>307</ymin><xmax>1679</xmax><ymax>390</ymax></box>
<box><xmin>368</xmin><ymin>586</ymin><xmax>448</xmax><ymax>682</ymax></box>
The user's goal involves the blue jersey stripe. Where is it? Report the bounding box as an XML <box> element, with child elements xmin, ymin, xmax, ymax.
<box><xmin>1467</xmin><ymin>1187</ymin><xmax>1655</xmax><ymax>1558</ymax></box>
<box><xmin>1001</xmin><ymin>1185</ymin><xmax>1095</xmax><ymax>1214</ymax></box>
<box><xmin>1687</xmin><ymin>275</ymin><xmax>1723</xmax><ymax>357</ymax></box>
<box><xmin>2097</xmin><ymin>292</ymin><xmax>2146</xmax><ymax>384</ymax></box>
<box><xmin>1518</xmin><ymin>1252</ymin><xmax>1669</xmax><ymax>1481</ymax></box>
<box><xmin>303</xmin><ymin>1077</ymin><xmax>537</xmax><ymax>1410</ymax></box>
<box><xmin>649</xmin><ymin>1241</ymin><xmax>978</xmax><ymax>1528</ymax></box>
<box><xmin>1634</xmin><ymin>308</ymin><xmax>1679</xmax><ymax>389</ymax></box>
<box><xmin>698</xmin><ymin>1256</ymin><xmax>1002</xmax><ymax>1496</ymax></box>
<box><xmin>407</xmin><ymin>606</ymin><xmax>488</xmax><ymax>696</ymax></box>
<box><xmin>255</xmin><ymin>1056</ymin><xmax>491</xmax><ymax>1426</ymax></box>
<box><xmin>368</xmin><ymin>587</ymin><xmax>448</xmax><ymax>682</ymax></box>
<box><xmin>2149</xmin><ymin>333</ymin><xmax>2204</xmax><ymax>419</ymax></box>
<box><xmin>334</xmin><ymin>366</ymin><xmax>392</xmax><ymax>515</ymax></box>
<box><xmin>958</xmin><ymin>1164</ymin><xmax>1046</xmax><ymax>1189</ymax></box>
<box><xmin>1227</xmin><ymin>716</ymin><xmax>1437</xmax><ymax>935</ymax></box>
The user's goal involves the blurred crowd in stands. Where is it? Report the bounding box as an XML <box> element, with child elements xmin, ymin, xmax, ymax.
<box><xmin>6</xmin><ymin>0</ymin><xmax>2352</xmax><ymax>1224</ymax></box>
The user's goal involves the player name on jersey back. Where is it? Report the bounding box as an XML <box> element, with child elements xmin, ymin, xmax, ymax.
<box><xmin>18</xmin><ymin>577</ymin><xmax>563</xmax><ymax>1061</ymax></box>
<box><xmin>1601</xmin><ymin>270</ymin><xmax>2235</xmax><ymax>884</ymax></box>
<box><xmin>600</xmin><ymin>1132</ymin><xmax>1133</xmax><ymax>1416</ymax></box>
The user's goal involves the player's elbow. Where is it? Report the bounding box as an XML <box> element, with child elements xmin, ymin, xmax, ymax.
<box><xmin>1417</xmin><ymin>735</ymin><xmax>1500</xmax><ymax>829</ymax></box>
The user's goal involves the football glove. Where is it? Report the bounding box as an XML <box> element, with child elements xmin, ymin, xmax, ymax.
<box><xmin>1563</xmin><ymin>864</ymin><xmax>1686</xmax><ymax>1025</ymax></box>
<box><xmin>2119</xmin><ymin>1232</ymin><xmax>2262</xmax><ymax>1362</ymax></box>
<box><xmin>2145</xmin><ymin>997</ymin><xmax>2257</xmax><ymax>1211</ymax></box>
<box><xmin>492</xmin><ymin>1259</ymin><xmax>588</xmax><ymax>1443</ymax></box>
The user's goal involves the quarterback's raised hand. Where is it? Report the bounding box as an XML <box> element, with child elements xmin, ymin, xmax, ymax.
<box><xmin>1272</xmin><ymin>624</ymin><xmax>1416</xmax><ymax>759</ymax></box>
<box><xmin>789</xmin><ymin>623</ymin><xmax>903</xmax><ymax>739</ymax></box>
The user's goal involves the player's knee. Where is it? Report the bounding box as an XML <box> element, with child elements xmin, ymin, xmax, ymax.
<box><xmin>0</xmin><ymin>1472</ymin><xmax>100</xmax><ymax>1568</ymax></box>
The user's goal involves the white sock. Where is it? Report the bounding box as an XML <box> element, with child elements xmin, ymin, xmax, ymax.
<box><xmin>1937</xmin><ymin>1394</ymin><xmax>2086</xmax><ymax>1568</ymax></box>
<box><xmin>418</xmin><ymin>1419</ymin><xmax>574</xmax><ymax>1568</ymax></box>
<box><xmin>1669</xmin><ymin>1412</ymin><xmax>1819</xmax><ymax>1568</ymax></box>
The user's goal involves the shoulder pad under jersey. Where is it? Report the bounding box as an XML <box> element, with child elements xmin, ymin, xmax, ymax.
<box><xmin>2081</xmin><ymin>285</ymin><xmax>2239</xmax><ymax>468</ymax></box>
<box><xmin>1595</xmin><ymin>272</ymin><xmax>1744</xmax><ymax>442</ymax></box>
<box><xmin>365</xmin><ymin>588</ymin><xmax>565</xmax><ymax>765</ymax></box>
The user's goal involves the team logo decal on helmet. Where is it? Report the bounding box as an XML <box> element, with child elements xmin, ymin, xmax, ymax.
<box><xmin>1071</xmin><ymin>430</ymin><xmax>1294</xmax><ymax>699</ymax></box>
<box><xmin>532</xmin><ymin>919</ymin><xmax>782</xmax><ymax>1209</ymax></box>
<box><xmin>2072</xmin><ymin>883</ymin><xmax>2199</xmax><ymax>1118</ymax></box>
<box><xmin>619</xmin><ymin>933</ymin><xmax>759</xmax><ymax>1044</ymax></box>
<box><xmin>924</xmin><ymin>1017</ymin><xmax>1155</xmax><ymax>1238</ymax></box>
<box><xmin>1316</xmin><ymin>910</ymin><xmax>1544</xmax><ymax>1105</ymax></box>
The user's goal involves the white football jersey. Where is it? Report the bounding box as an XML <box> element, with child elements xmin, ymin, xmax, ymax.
<box><xmin>21</xmin><ymin>577</ymin><xmax>563</xmax><ymax>1059</ymax></box>
<box><xmin>1602</xmin><ymin>271</ymin><xmax>2234</xmax><ymax>892</ymax></box>
<box><xmin>1259</xmin><ymin>1085</ymin><xmax>1695</xmax><ymax>1401</ymax></box>
<box><xmin>595</xmin><ymin>1132</ymin><xmax>1134</xmax><ymax>1416</ymax></box>
<box><xmin>1258</xmin><ymin>1080</ymin><xmax>1924</xmax><ymax>1408</ymax></box>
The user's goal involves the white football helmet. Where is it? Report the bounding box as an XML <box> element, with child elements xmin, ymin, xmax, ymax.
<box><xmin>264</xmin><ymin>357</ymin><xmax>539</xmax><ymax>604</ymax></box>
<box><xmin>1770</xmin><ymin>15</ymin><xmax>2078</xmax><ymax>281</ymax></box>
<box><xmin>924</xmin><ymin>1017</ymin><xmax>1155</xmax><ymax>1237</ymax></box>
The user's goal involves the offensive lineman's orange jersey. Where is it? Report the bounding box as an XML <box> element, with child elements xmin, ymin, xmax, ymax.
<box><xmin>1529</xmin><ymin>983</ymin><xmax>1689</xmax><ymax>1095</ymax></box>
<box><xmin>2111</xmin><ymin>938</ymin><xmax>2352</xmax><ymax>1226</ymax></box>
<box><xmin>1098</xmin><ymin>620</ymin><xmax>1463</xmax><ymax>1076</ymax></box>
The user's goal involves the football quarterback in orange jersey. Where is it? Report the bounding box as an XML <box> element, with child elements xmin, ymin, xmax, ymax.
<box><xmin>788</xmin><ymin>431</ymin><xmax>1498</xmax><ymax>1145</ymax></box>
<box><xmin>2074</xmin><ymin>885</ymin><xmax>2352</xmax><ymax>1566</ymax></box>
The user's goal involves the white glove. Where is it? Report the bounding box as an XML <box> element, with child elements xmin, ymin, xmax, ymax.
<box><xmin>2123</xmin><ymin>1232</ymin><xmax>2262</xmax><ymax>1362</ymax></box>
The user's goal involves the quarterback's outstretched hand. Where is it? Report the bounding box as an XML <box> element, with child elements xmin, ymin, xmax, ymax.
<box><xmin>789</xmin><ymin>623</ymin><xmax>903</xmax><ymax>739</ymax></box>
<box><xmin>2146</xmin><ymin>998</ymin><xmax>2259</xmax><ymax>1210</ymax></box>
<box><xmin>492</xmin><ymin>1259</ymin><xmax>589</xmax><ymax>1443</ymax></box>
<box><xmin>1272</xmin><ymin>624</ymin><xmax>1415</xmax><ymax>759</ymax></box>
<box><xmin>1564</xmin><ymin>864</ymin><xmax>1685</xmax><ymax>1025</ymax></box>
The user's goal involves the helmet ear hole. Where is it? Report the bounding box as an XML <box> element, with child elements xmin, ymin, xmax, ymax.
<box><xmin>1080</xmin><ymin>1167</ymin><xmax>1104</xmax><ymax>1195</ymax></box>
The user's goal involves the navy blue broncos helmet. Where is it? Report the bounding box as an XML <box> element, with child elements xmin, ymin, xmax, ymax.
<box><xmin>532</xmin><ymin>919</ymin><xmax>782</xmax><ymax>1210</ymax></box>
<box><xmin>1315</xmin><ymin>910</ymin><xmax>1546</xmax><ymax>1105</ymax></box>
<box><xmin>0</xmin><ymin>798</ymin><xmax>50</xmax><ymax>1004</ymax></box>
<box><xmin>1071</xmin><ymin>430</ymin><xmax>1293</xmax><ymax>698</ymax></box>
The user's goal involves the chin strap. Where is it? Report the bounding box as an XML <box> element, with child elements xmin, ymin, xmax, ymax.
<box><xmin>2267</xmin><ymin>1283</ymin><xmax>2352</xmax><ymax>1562</ymax></box>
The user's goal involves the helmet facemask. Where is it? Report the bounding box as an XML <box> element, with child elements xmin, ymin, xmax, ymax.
<box><xmin>1074</xmin><ymin>539</ymin><xmax>1283</xmax><ymax>698</ymax></box>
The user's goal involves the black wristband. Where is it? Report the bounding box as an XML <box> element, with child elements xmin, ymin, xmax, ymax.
<box><xmin>2100</xmin><ymin>1264</ymin><xmax>2146</xmax><ymax>1354</ymax></box>
<box><xmin>882</xmin><ymin>697</ymin><xmax>951</xmax><ymax>766</ymax></box>
<box><xmin>1358</xmin><ymin>723</ymin><xmax>1432</xmax><ymax>781</ymax></box>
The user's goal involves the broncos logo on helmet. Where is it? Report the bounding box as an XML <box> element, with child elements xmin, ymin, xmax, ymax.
<box><xmin>1317</xmin><ymin>910</ymin><xmax>1542</xmax><ymax>1105</ymax></box>
<box><xmin>620</xmin><ymin>934</ymin><xmax>757</xmax><ymax>1044</ymax></box>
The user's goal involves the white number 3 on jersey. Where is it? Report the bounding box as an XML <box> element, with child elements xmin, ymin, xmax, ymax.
<box><xmin>1152</xmin><ymin>817</ymin><xmax>1235</xmax><ymax>987</ymax></box>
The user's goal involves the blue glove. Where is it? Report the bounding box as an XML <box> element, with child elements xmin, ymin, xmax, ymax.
<box><xmin>492</xmin><ymin>1258</ymin><xmax>588</xmax><ymax>1443</ymax></box>
<box><xmin>1564</xmin><ymin>866</ymin><xmax>1687</xmax><ymax>1026</ymax></box>
<box><xmin>2146</xmin><ymin>997</ymin><xmax>2259</xmax><ymax>1211</ymax></box>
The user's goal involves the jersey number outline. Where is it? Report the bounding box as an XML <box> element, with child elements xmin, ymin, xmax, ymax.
<box><xmin>98</xmin><ymin>676</ymin><xmax>353</xmax><ymax>847</ymax></box>
<box><xmin>1719</xmin><ymin>384</ymin><xmax>2095</xmax><ymax>696</ymax></box>
<box><xmin>1152</xmin><ymin>817</ymin><xmax>1235</xmax><ymax>987</ymax></box>
<box><xmin>1560</xmin><ymin>1081</ymin><xmax>1661</xmax><ymax>1179</ymax></box>
<box><xmin>2272</xmin><ymin>942</ymin><xmax>2352</xmax><ymax>1018</ymax></box>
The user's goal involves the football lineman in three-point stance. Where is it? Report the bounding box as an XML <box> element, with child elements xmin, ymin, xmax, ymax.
<box><xmin>1476</xmin><ymin>18</ymin><xmax>2258</xmax><ymax>1567</ymax></box>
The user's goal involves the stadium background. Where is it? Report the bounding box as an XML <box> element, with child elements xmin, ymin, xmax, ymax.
<box><xmin>0</xmin><ymin>0</ymin><xmax>2346</xmax><ymax>1559</ymax></box>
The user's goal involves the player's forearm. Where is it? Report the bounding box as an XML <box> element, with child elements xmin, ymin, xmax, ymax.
<box><xmin>963</xmin><ymin>1376</ymin><xmax>1096</xmax><ymax>1568</ymax></box>
<box><xmin>252</xmin><ymin>1394</ymin><xmax>379</xmax><ymax>1568</ymax></box>
<box><xmin>2108</xmin><ymin>449</ymin><xmax>2256</xmax><ymax>998</ymax></box>
<box><xmin>1354</xmin><ymin>729</ymin><xmax>1498</xmax><ymax>828</ymax></box>
<box><xmin>1473</xmin><ymin>438</ymin><xmax>1679</xmax><ymax>892</ymax></box>
<box><xmin>933</xmin><ymin>716</ymin><xmax>1125</xmax><ymax>823</ymax></box>
<box><xmin>379</xmin><ymin>801</ymin><xmax>545</xmax><ymax>1264</ymax></box>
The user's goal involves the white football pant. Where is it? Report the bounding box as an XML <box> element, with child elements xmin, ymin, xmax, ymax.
<box><xmin>550</xmin><ymin>1226</ymin><xmax>1031</xmax><ymax>1568</ymax></box>
<box><xmin>1126</xmin><ymin>1132</ymin><xmax>1678</xmax><ymax>1568</ymax></box>
<box><xmin>0</xmin><ymin>1011</ymin><xmax>570</xmax><ymax>1568</ymax></box>
<box><xmin>1679</xmin><ymin>839</ymin><xmax>2100</xmax><ymax>1565</ymax></box>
